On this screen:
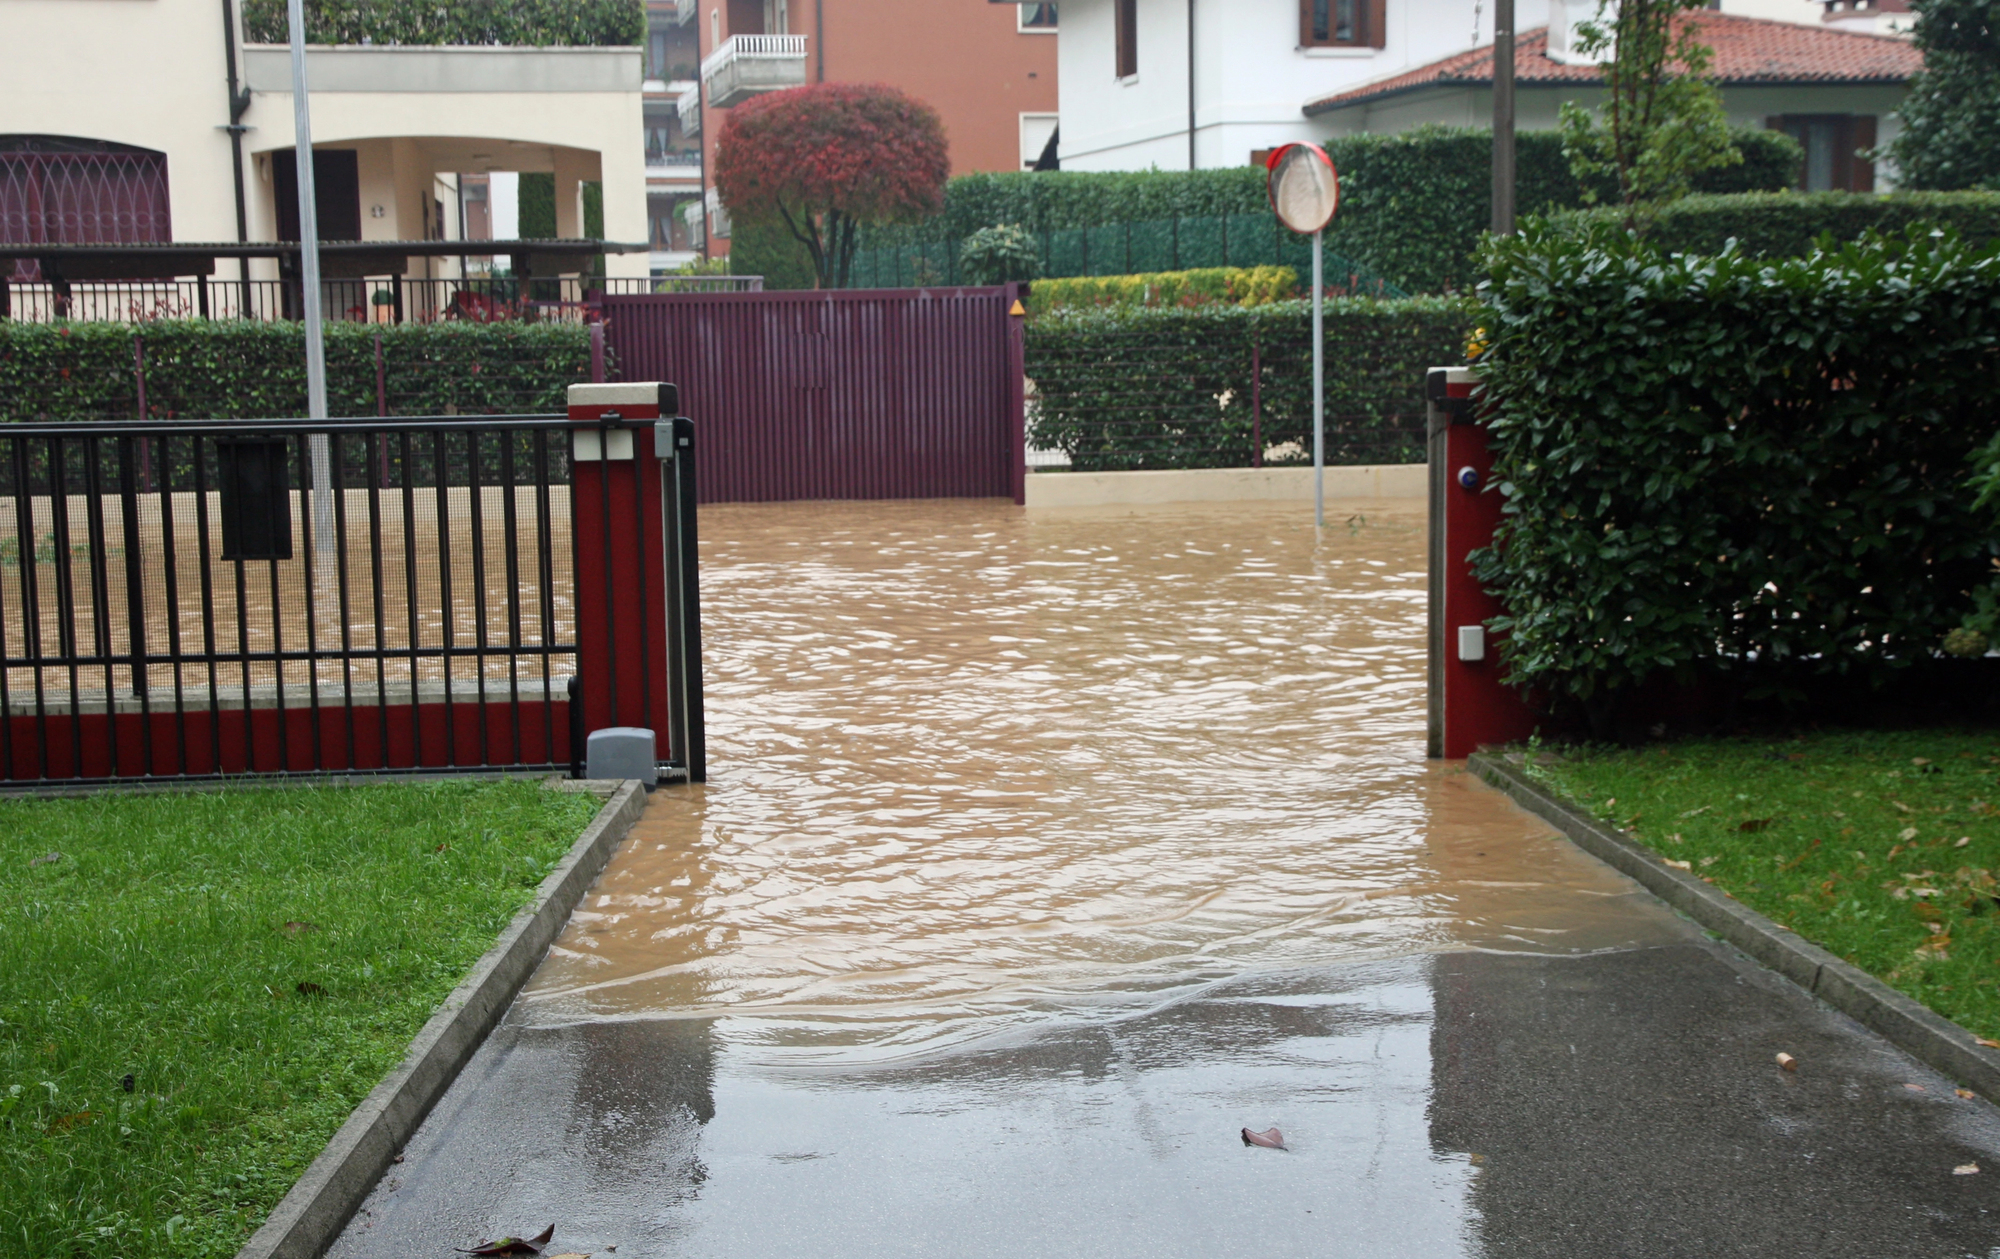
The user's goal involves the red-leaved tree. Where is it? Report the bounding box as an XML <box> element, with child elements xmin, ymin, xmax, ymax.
<box><xmin>713</xmin><ymin>82</ymin><xmax>950</xmax><ymax>289</ymax></box>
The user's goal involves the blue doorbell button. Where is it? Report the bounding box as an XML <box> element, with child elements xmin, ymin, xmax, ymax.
<box><xmin>1457</xmin><ymin>466</ymin><xmax>1480</xmax><ymax>490</ymax></box>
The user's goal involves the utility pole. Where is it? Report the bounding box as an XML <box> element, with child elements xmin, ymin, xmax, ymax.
<box><xmin>1187</xmin><ymin>0</ymin><xmax>1197</xmax><ymax>170</ymax></box>
<box><xmin>1492</xmin><ymin>0</ymin><xmax>1516</xmax><ymax>234</ymax></box>
<box><xmin>286</xmin><ymin>0</ymin><xmax>327</xmax><ymax>419</ymax></box>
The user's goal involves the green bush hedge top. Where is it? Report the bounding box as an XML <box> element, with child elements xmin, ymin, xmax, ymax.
<box><xmin>1470</xmin><ymin>223</ymin><xmax>2000</xmax><ymax>726</ymax></box>
<box><xmin>1552</xmin><ymin>190</ymin><xmax>2000</xmax><ymax>258</ymax></box>
<box><xmin>1026</xmin><ymin>266</ymin><xmax>1299</xmax><ymax>315</ymax></box>
<box><xmin>863</xmin><ymin>126</ymin><xmax>1800</xmax><ymax>295</ymax></box>
<box><xmin>0</xmin><ymin>321</ymin><xmax>597</xmax><ymax>423</ymax></box>
<box><xmin>242</xmin><ymin>0</ymin><xmax>644</xmax><ymax>46</ymax></box>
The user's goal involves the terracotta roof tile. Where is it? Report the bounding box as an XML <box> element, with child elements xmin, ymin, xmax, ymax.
<box><xmin>1302</xmin><ymin>13</ymin><xmax>1922</xmax><ymax>114</ymax></box>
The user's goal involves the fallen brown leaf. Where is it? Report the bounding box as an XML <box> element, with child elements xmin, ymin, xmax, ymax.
<box><xmin>1738</xmin><ymin>818</ymin><xmax>1776</xmax><ymax>834</ymax></box>
<box><xmin>1956</xmin><ymin>1163</ymin><xmax>1981</xmax><ymax>1176</ymax></box>
<box><xmin>1241</xmin><ymin>1127</ymin><xmax>1286</xmax><ymax>1150</ymax></box>
<box><xmin>295</xmin><ymin>982</ymin><xmax>325</xmax><ymax>997</ymax></box>
<box><xmin>280</xmin><ymin>922</ymin><xmax>319</xmax><ymax>936</ymax></box>
<box><xmin>459</xmin><ymin>1226</ymin><xmax>555</xmax><ymax>1256</ymax></box>
<box><xmin>1977</xmin><ymin>1038</ymin><xmax>2000</xmax><ymax>1049</ymax></box>
<box><xmin>1906</xmin><ymin>1083</ymin><xmax>1928</xmax><ymax>1092</ymax></box>
<box><xmin>1958</xmin><ymin>1089</ymin><xmax>1977</xmax><ymax>1100</ymax></box>
<box><xmin>1664</xmin><ymin>859</ymin><xmax>1693</xmax><ymax>871</ymax></box>
<box><xmin>46</xmin><ymin>1110</ymin><xmax>98</xmax><ymax>1134</ymax></box>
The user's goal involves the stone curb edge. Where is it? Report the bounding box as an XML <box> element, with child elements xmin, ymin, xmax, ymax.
<box><xmin>1469</xmin><ymin>752</ymin><xmax>2000</xmax><ymax>1099</ymax></box>
<box><xmin>234</xmin><ymin>780</ymin><xmax>650</xmax><ymax>1259</ymax></box>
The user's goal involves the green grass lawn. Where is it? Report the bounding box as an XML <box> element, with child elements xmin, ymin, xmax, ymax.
<box><xmin>0</xmin><ymin>780</ymin><xmax>603</xmax><ymax>1259</ymax></box>
<box><xmin>1525</xmin><ymin>730</ymin><xmax>2000</xmax><ymax>1040</ymax></box>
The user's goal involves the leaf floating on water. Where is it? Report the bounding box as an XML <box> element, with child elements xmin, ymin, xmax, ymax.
<box><xmin>459</xmin><ymin>1226</ymin><xmax>556</xmax><ymax>1256</ymax></box>
<box><xmin>1241</xmin><ymin>1127</ymin><xmax>1286</xmax><ymax>1150</ymax></box>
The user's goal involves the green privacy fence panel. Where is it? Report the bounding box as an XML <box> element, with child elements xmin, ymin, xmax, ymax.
<box><xmin>844</xmin><ymin>213</ymin><xmax>1408</xmax><ymax>298</ymax></box>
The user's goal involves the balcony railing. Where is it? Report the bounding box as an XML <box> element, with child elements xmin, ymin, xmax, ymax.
<box><xmin>699</xmin><ymin>34</ymin><xmax>808</xmax><ymax>108</ymax></box>
<box><xmin>677</xmin><ymin>85</ymin><xmax>701</xmax><ymax>136</ymax></box>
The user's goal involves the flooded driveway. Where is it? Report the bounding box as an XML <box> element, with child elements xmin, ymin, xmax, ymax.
<box><xmin>336</xmin><ymin>499</ymin><xmax>2000</xmax><ymax>1259</ymax></box>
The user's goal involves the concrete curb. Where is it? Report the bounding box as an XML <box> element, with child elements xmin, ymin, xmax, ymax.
<box><xmin>234</xmin><ymin>779</ymin><xmax>650</xmax><ymax>1259</ymax></box>
<box><xmin>1470</xmin><ymin>752</ymin><xmax>2000</xmax><ymax>1098</ymax></box>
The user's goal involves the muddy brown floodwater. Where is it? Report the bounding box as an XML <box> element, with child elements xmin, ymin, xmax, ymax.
<box><xmin>520</xmin><ymin>498</ymin><xmax>1679</xmax><ymax>1053</ymax></box>
<box><xmin>340</xmin><ymin>498</ymin><xmax>2000</xmax><ymax>1259</ymax></box>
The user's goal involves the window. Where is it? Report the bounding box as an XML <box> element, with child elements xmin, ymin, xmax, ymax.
<box><xmin>648</xmin><ymin>192</ymin><xmax>700</xmax><ymax>252</ymax></box>
<box><xmin>645</xmin><ymin>105</ymin><xmax>700</xmax><ymax>168</ymax></box>
<box><xmin>1301</xmin><ymin>0</ymin><xmax>1385</xmax><ymax>48</ymax></box>
<box><xmin>1115</xmin><ymin>0</ymin><xmax>1137</xmax><ymax>77</ymax></box>
<box><xmin>1020</xmin><ymin>113</ymin><xmax>1059</xmax><ymax>169</ymax></box>
<box><xmin>1768</xmin><ymin>115</ymin><xmax>1876</xmax><ymax>192</ymax></box>
<box><xmin>1019</xmin><ymin>3</ymin><xmax>1057</xmax><ymax>32</ymax></box>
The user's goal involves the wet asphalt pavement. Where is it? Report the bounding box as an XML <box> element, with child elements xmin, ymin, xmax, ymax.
<box><xmin>329</xmin><ymin>501</ymin><xmax>2000</xmax><ymax>1257</ymax></box>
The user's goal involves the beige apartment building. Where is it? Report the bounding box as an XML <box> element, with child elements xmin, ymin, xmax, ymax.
<box><xmin>1</xmin><ymin>0</ymin><xmax>650</xmax><ymax>307</ymax></box>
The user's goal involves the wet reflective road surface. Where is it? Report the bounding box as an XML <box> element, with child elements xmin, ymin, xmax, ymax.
<box><xmin>334</xmin><ymin>500</ymin><xmax>2000</xmax><ymax>1258</ymax></box>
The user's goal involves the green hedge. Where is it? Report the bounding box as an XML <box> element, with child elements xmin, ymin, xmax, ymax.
<box><xmin>1552</xmin><ymin>190</ymin><xmax>2000</xmax><ymax>257</ymax></box>
<box><xmin>0</xmin><ymin>321</ymin><xmax>598</xmax><ymax>422</ymax></box>
<box><xmin>1469</xmin><ymin>223</ymin><xmax>2000</xmax><ymax>731</ymax></box>
<box><xmin>861</xmin><ymin>127</ymin><xmax>1800</xmax><ymax>294</ymax></box>
<box><xmin>1027</xmin><ymin>266</ymin><xmax>1298</xmax><ymax>315</ymax></box>
<box><xmin>242</xmin><ymin>0</ymin><xmax>644</xmax><ymax>46</ymax></box>
<box><xmin>1025</xmin><ymin>299</ymin><xmax>1471</xmax><ymax>470</ymax></box>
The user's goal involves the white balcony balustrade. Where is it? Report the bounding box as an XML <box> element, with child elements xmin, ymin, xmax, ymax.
<box><xmin>699</xmin><ymin>34</ymin><xmax>808</xmax><ymax>108</ymax></box>
<box><xmin>677</xmin><ymin>85</ymin><xmax>701</xmax><ymax>137</ymax></box>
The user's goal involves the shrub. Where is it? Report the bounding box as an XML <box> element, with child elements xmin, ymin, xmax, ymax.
<box><xmin>1469</xmin><ymin>222</ymin><xmax>2000</xmax><ymax>730</ymax></box>
<box><xmin>242</xmin><ymin>0</ymin><xmax>645</xmax><ymax>46</ymax></box>
<box><xmin>959</xmin><ymin>225</ymin><xmax>1041</xmax><ymax>285</ymax></box>
<box><xmin>1026</xmin><ymin>298</ymin><xmax>1470</xmax><ymax>470</ymax></box>
<box><xmin>0</xmin><ymin>321</ymin><xmax>597</xmax><ymax>422</ymax></box>
<box><xmin>1551</xmin><ymin>190</ymin><xmax>2000</xmax><ymax>257</ymax></box>
<box><xmin>862</xmin><ymin>126</ymin><xmax>1798</xmax><ymax>294</ymax></box>
<box><xmin>1027</xmin><ymin>266</ymin><xmax>1298</xmax><ymax>316</ymax></box>
<box><xmin>726</xmin><ymin>214</ymin><xmax>818</xmax><ymax>290</ymax></box>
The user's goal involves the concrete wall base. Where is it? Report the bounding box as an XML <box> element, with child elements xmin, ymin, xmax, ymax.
<box><xmin>1023</xmin><ymin>464</ymin><xmax>1426</xmax><ymax>508</ymax></box>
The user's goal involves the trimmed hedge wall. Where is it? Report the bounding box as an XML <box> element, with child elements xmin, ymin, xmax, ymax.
<box><xmin>0</xmin><ymin>321</ymin><xmax>598</xmax><ymax>422</ymax></box>
<box><xmin>863</xmin><ymin>127</ymin><xmax>1800</xmax><ymax>294</ymax></box>
<box><xmin>242</xmin><ymin>0</ymin><xmax>644</xmax><ymax>46</ymax></box>
<box><xmin>1469</xmin><ymin>223</ymin><xmax>2000</xmax><ymax>730</ymax></box>
<box><xmin>1025</xmin><ymin>299</ymin><xmax>1472</xmax><ymax>470</ymax></box>
<box><xmin>1552</xmin><ymin>190</ymin><xmax>2000</xmax><ymax>258</ymax></box>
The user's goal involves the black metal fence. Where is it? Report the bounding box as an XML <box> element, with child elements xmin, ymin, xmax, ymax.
<box><xmin>0</xmin><ymin>415</ymin><xmax>587</xmax><ymax>783</ymax></box>
<box><xmin>0</xmin><ymin>274</ymin><xmax>763</xmax><ymax>325</ymax></box>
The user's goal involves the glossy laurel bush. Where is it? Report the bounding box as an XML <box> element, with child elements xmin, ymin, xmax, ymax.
<box><xmin>0</xmin><ymin>321</ymin><xmax>598</xmax><ymax>422</ymax></box>
<box><xmin>1469</xmin><ymin>221</ymin><xmax>2000</xmax><ymax>729</ymax></box>
<box><xmin>241</xmin><ymin>0</ymin><xmax>645</xmax><ymax>46</ymax></box>
<box><xmin>1551</xmin><ymin>190</ymin><xmax>2000</xmax><ymax>260</ymax></box>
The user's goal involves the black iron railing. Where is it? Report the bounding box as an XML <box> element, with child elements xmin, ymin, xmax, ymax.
<box><xmin>0</xmin><ymin>415</ymin><xmax>583</xmax><ymax>783</ymax></box>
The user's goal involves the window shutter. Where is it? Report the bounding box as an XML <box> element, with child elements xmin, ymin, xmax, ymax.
<box><xmin>1852</xmin><ymin>115</ymin><xmax>1877</xmax><ymax>192</ymax></box>
<box><xmin>1369</xmin><ymin>0</ymin><xmax>1387</xmax><ymax>47</ymax></box>
<box><xmin>1300</xmin><ymin>0</ymin><xmax>1313</xmax><ymax>46</ymax></box>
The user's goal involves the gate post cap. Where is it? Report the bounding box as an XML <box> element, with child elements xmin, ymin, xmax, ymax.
<box><xmin>568</xmin><ymin>382</ymin><xmax>678</xmax><ymax>421</ymax></box>
<box><xmin>585</xmin><ymin>726</ymin><xmax>658</xmax><ymax>786</ymax></box>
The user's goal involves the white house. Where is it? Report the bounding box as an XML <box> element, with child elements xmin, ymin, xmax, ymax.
<box><xmin>1</xmin><ymin>0</ymin><xmax>650</xmax><ymax>310</ymax></box>
<box><xmin>1056</xmin><ymin>0</ymin><xmax>1921</xmax><ymax>190</ymax></box>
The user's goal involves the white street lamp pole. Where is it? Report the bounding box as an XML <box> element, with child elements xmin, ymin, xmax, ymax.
<box><xmin>286</xmin><ymin>0</ymin><xmax>327</xmax><ymax>420</ymax></box>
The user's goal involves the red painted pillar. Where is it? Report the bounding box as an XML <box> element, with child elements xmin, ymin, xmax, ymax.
<box><xmin>569</xmin><ymin>381</ymin><xmax>680</xmax><ymax>772</ymax></box>
<box><xmin>1428</xmin><ymin>367</ymin><xmax>1539</xmax><ymax>759</ymax></box>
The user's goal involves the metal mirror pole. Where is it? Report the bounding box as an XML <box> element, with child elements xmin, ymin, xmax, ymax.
<box><xmin>1313</xmin><ymin>226</ymin><xmax>1324</xmax><ymax>530</ymax></box>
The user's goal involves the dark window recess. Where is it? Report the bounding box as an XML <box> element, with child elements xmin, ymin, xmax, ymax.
<box><xmin>272</xmin><ymin>149</ymin><xmax>362</xmax><ymax>242</ymax></box>
<box><xmin>1021</xmin><ymin>3</ymin><xmax>1058</xmax><ymax>29</ymax></box>
<box><xmin>1116</xmin><ymin>0</ymin><xmax>1138</xmax><ymax>76</ymax></box>
<box><xmin>1302</xmin><ymin>0</ymin><xmax>1385</xmax><ymax>48</ymax></box>
<box><xmin>217</xmin><ymin>439</ymin><xmax>294</xmax><ymax>562</ymax></box>
<box><xmin>1767</xmin><ymin>115</ymin><xmax>1876</xmax><ymax>192</ymax></box>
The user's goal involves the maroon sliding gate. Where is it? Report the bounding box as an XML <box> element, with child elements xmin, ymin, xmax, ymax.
<box><xmin>599</xmin><ymin>285</ymin><xmax>1027</xmax><ymax>504</ymax></box>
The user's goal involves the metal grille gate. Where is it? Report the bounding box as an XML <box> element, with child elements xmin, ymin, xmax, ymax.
<box><xmin>0</xmin><ymin>413</ymin><xmax>696</xmax><ymax>786</ymax></box>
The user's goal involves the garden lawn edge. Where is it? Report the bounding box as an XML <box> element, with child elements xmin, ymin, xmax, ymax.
<box><xmin>232</xmin><ymin>779</ymin><xmax>649</xmax><ymax>1259</ymax></box>
<box><xmin>1469</xmin><ymin>752</ymin><xmax>2000</xmax><ymax>1099</ymax></box>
